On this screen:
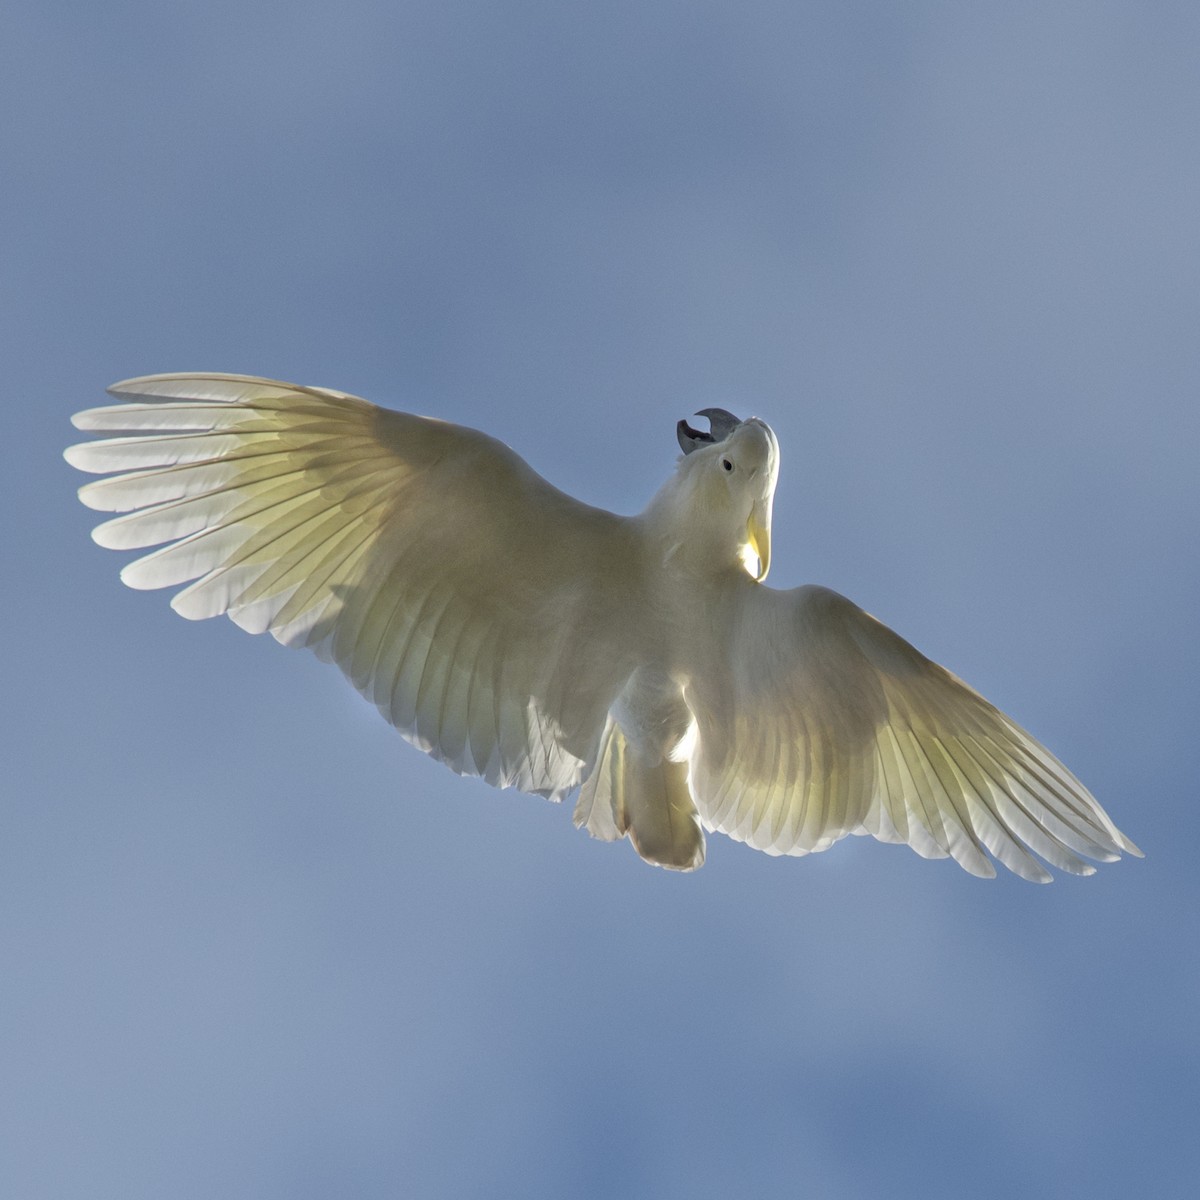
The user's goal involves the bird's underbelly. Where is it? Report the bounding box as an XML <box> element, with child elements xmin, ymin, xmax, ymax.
<box><xmin>610</xmin><ymin>665</ymin><xmax>695</xmax><ymax>768</ymax></box>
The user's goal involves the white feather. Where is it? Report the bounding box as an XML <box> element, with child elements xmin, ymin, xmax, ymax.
<box><xmin>66</xmin><ymin>373</ymin><xmax>1142</xmax><ymax>878</ymax></box>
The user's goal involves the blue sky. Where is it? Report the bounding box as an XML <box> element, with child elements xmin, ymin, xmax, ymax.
<box><xmin>4</xmin><ymin>2</ymin><xmax>1198</xmax><ymax>1196</ymax></box>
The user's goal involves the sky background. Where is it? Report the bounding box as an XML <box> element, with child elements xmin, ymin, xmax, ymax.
<box><xmin>3</xmin><ymin>2</ymin><xmax>1198</xmax><ymax>1197</ymax></box>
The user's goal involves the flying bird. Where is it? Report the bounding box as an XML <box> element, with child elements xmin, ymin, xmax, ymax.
<box><xmin>66</xmin><ymin>375</ymin><xmax>1140</xmax><ymax>881</ymax></box>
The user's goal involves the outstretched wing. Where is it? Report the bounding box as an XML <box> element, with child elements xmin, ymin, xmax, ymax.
<box><xmin>683</xmin><ymin>582</ymin><xmax>1140</xmax><ymax>881</ymax></box>
<box><xmin>66</xmin><ymin>373</ymin><xmax>644</xmax><ymax>798</ymax></box>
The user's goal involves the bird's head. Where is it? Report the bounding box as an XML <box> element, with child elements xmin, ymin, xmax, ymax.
<box><xmin>667</xmin><ymin>408</ymin><xmax>780</xmax><ymax>581</ymax></box>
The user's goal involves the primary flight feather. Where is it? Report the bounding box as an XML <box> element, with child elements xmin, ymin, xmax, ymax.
<box><xmin>66</xmin><ymin>374</ymin><xmax>1140</xmax><ymax>880</ymax></box>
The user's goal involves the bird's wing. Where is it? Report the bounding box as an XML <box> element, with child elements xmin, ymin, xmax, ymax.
<box><xmin>682</xmin><ymin>581</ymin><xmax>1140</xmax><ymax>880</ymax></box>
<box><xmin>66</xmin><ymin>373</ymin><xmax>645</xmax><ymax>799</ymax></box>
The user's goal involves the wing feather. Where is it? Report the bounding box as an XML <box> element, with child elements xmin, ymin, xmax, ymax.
<box><xmin>67</xmin><ymin>373</ymin><xmax>644</xmax><ymax>799</ymax></box>
<box><xmin>684</xmin><ymin>582</ymin><xmax>1139</xmax><ymax>880</ymax></box>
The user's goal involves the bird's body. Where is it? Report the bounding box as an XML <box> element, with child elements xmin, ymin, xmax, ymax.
<box><xmin>66</xmin><ymin>374</ymin><xmax>1140</xmax><ymax>881</ymax></box>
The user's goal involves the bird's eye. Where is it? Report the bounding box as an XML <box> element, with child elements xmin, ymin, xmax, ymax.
<box><xmin>721</xmin><ymin>457</ymin><xmax>734</xmax><ymax>472</ymax></box>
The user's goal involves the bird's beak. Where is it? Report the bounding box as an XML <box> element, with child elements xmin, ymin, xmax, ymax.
<box><xmin>746</xmin><ymin>509</ymin><xmax>771</xmax><ymax>582</ymax></box>
<box><xmin>676</xmin><ymin>408</ymin><xmax>743</xmax><ymax>455</ymax></box>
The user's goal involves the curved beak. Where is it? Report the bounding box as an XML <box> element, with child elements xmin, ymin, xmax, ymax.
<box><xmin>676</xmin><ymin>407</ymin><xmax>743</xmax><ymax>455</ymax></box>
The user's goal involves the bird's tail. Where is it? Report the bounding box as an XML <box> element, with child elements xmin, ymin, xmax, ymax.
<box><xmin>574</xmin><ymin>717</ymin><xmax>705</xmax><ymax>871</ymax></box>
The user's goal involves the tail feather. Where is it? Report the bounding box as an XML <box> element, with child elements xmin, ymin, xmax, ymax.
<box><xmin>575</xmin><ymin>718</ymin><xmax>705</xmax><ymax>871</ymax></box>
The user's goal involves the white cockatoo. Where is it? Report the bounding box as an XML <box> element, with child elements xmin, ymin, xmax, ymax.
<box><xmin>66</xmin><ymin>375</ymin><xmax>1140</xmax><ymax>881</ymax></box>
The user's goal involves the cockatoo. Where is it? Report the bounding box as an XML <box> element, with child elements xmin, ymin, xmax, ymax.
<box><xmin>65</xmin><ymin>375</ymin><xmax>1140</xmax><ymax>881</ymax></box>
